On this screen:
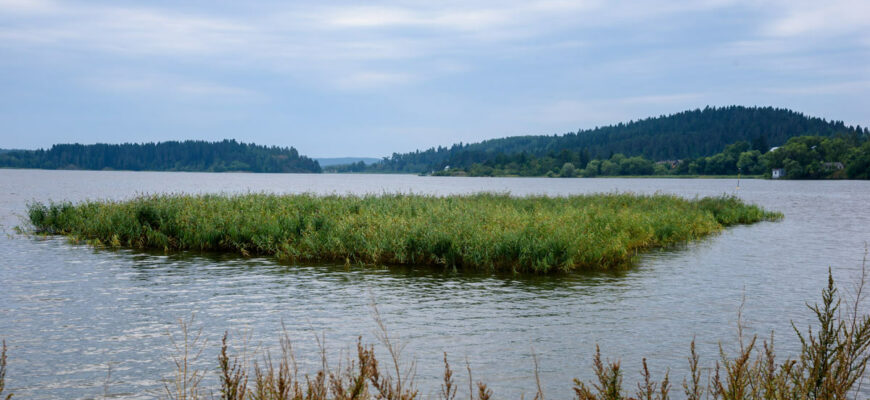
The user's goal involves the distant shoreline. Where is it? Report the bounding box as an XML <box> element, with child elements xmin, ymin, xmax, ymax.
<box><xmin>4</xmin><ymin>168</ymin><xmax>859</xmax><ymax>180</ymax></box>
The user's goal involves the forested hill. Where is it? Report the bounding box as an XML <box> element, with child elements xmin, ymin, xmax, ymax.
<box><xmin>366</xmin><ymin>106</ymin><xmax>865</xmax><ymax>173</ymax></box>
<box><xmin>0</xmin><ymin>140</ymin><xmax>322</xmax><ymax>173</ymax></box>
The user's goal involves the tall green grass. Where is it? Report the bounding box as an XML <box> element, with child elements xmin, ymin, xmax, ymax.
<box><xmin>26</xmin><ymin>193</ymin><xmax>781</xmax><ymax>273</ymax></box>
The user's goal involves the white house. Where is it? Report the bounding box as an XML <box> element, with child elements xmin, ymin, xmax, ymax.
<box><xmin>771</xmin><ymin>168</ymin><xmax>785</xmax><ymax>179</ymax></box>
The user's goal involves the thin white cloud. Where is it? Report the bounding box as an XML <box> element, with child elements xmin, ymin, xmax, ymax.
<box><xmin>531</xmin><ymin>93</ymin><xmax>705</xmax><ymax>126</ymax></box>
<box><xmin>334</xmin><ymin>71</ymin><xmax>415</xmax><ymax>90</ymax></box>
<box><xmin>620</xmin><ymin>93</ymin><xmax>705</xmax><ymax>105</ymax></box>
<box><xmin>762</xmin><ymin>0</ymin><xmax>870</xmax><ymax>38</ymax></box>
<box><xmin>720</xmin><ymin>0</ymin><xmax>870</xmax><ymax>61</ymax></box>
<box><xmin>84</xmin><ymin>74</ymin><xmax>259</xmax><ymax>100</ymax></box>
<box><xmin>763</xmin><ymin>80</ymin><xmax>870</xmax><ymax>95</ymax></box>
<box><xmin>0</xmin><ymin>0</ymin><xmax>58</xmax><ymax>14</ymax></box>
<box><xmin>315</xmin><ymin>1</ymin><xmax>600</xmax><ymax>32</ymax></box>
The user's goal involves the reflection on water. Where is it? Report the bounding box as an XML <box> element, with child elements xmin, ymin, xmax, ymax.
<box><xmin>1</xmin><ymin>170</ymin><xmax>869</xmax><ymax>399</ymax></box>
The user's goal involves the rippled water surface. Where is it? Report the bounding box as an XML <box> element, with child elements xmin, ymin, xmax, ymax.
<box><xmin>1</xmin><ymin>170</ymin><xmax>869</xmax><ymax>399</ymax></box>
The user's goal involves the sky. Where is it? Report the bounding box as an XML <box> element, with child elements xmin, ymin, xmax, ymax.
<box><xmin>0</xmin><ymin>0</ymin><xmax>868</xmax><ymax>157</ymax></box>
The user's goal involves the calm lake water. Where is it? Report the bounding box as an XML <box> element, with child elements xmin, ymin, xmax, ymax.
<box><xmin>1</xmin><ymin>169</ymin><xmax>869</xmax><ymax>399</ymax></box>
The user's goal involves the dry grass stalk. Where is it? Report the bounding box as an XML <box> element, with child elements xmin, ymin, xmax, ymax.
<box><xmin>573</xmin><ymin>345</ymin><xmax>623</xmax><ymax>400</ymax></box>
<box><xmin>682</xmin><ymin>339</ymin><xmax>702</xmax><ymax>400</ymax></box>
<box><xmin>103</xmin><ymin>362</ymin><xmax>114</xmax><ymax>399</ymax></box>
<box><xmin>0</xmin><ymin>340</ymin><xmax>11</xmax><ymax>400</ymax></box>
<box><xmin>532</xmin><ymin>350</ymin><xmax>544</xmax><ymax>400</ymax></box>
<box><xmin>370</xmin><ymin>300</ymin><xmax>418</xmax><ymax>400</ymax></box>
<box><xmin>163</xmin><ymin>315</ymin><xmax>207</xmax><ymax>400</ymax></box>
<box><xmin>219</xmin><ymin>332</ymin><xmax>248</xmax><ymax>400</ymax></box>
<box><xmin>476</xmin><ymin>382</ymin><xmax>492</xmax><ymax>400</ymax></box>
<box><xmin>636</xmin><ymin>358</ymin><xmax>669</xmax><ymax>400</ymax></box>
<box><xmin>440</xmin><ymin>354</ymin><xmax>456</xmax><ymax>400</ymax></box>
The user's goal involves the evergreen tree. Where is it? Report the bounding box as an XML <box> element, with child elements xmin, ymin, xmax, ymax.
<box><xmin>0</xmin><ymin>140</ymin><xmax>321</xmax><ymax>173</ymax></box>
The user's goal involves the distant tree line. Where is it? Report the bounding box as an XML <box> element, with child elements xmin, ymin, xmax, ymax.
<box><xmin>0</xmin><ymin>140</ymin><xmax>321</xmax><ymax>173</ymax></box>
<box><xmin>326</xmin><ymin>160</ymin><xmax>369</xmax><ymax>173</ymax></box>
<box><xmin>355</xmin><ymin>106</ymin><xmax>867</xmax><ymax>174</ymax></box>
<box><xmin>761</xmin><ymin>135</ymin><xmax>870</xmax><ymax>179</ymax></box>
<box><xmin>433</xmin><ymin>133</ymin><xmax>870</xmax><ymax>179</ymax></box>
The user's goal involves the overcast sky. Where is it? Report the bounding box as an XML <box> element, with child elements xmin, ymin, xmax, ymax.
<box><xmin>1</xmin><ymin>0</ymin><xmax>868</xmax><ymax>157</ymax></box>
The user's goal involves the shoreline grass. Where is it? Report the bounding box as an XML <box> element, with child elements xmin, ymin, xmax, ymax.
<box><xmin>25</xmin><ymin>193</ymin><xmax>781</xmax><ymax>273</ymax></box>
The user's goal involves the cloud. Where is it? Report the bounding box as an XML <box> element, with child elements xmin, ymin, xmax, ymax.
<box><xmin>334</xmin><ymin>71</ymin><xmax>416</xmax><ymax>90</ymax></box>
<box><xmin>620</xmin><ymin>93</ymin><xmax>705</xmax><ymax>105</ymax></box>
<box><xmin>0</xmin><ymin>0</ymin><xmax>58</xmax><ymax>14</ymax></box>
<box><xmin>0</xmin><ymin>5</ymin><xmax>255</xmax><ymax>56</ymax></box>
<box><xmin>762</xmin><ymin>0</ymin><xmax>870</xmax><ymax>38</ymax></box>
<box><xmin>763</xmin><ymin>80</ymin><xmax>870</xmax><ymax>95</ymax></box>
<box><xmin>315</xmin><ymin>2</ymin><xmax>594</xmax><ymax>32</ymax></box>
<box><xmin>0</xmin><ymin>0</ymin><xmax>867</xmax><ymax>106</ymax></box>
<box><xmin>531</xmin><ymin>93</ymin><xmax>705</xmax><ymax>126</ymax></box>
<box><xmin>84</xmin><ymin>73</ymin><xmax>260</xmax><ymax>100</ymax></box>
<box><xmin>0</xmin><ymin>0</ymin><xmax>740</xmax><ymax>67</ymax></box>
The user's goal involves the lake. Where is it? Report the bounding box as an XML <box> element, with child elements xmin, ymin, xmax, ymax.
<box><xmin>1</xmin><ymin>169</ymin><xmax>868</xmax><ymax>399</ymax></box>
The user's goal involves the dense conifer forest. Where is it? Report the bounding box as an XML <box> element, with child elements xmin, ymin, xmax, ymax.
<box><xmin>348</xmin><ymin>106</ymin><xmax>866</xmax><ymax>174</ymax></box>
<box><xmin>425</xmin><ymin>134</ymin><xmax>870</xmax><ymax>179</ymax></box>
<box><xmin>0</xmin><ymin>140</ymin><xmax>321</xmax><ymax>173</ymax></box>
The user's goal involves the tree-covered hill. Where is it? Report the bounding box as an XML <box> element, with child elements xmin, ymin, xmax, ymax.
<box><xmin>0</xmin><ymin>140</ymin><xmax>321</xmax><ymax>173</ymax></box>
<box><xmin>366</xmin><ymin>106</ymin><xmax>866</xmax><ymax>173</ymax></box>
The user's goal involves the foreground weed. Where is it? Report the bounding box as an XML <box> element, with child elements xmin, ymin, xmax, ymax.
<box><xmin>164</xmin><ymin>315</ymin><xmax>207</xmax><ymax>400</ymax></box>
<box><xmin>0</xmin><ymin>340</ymin><xmax>10</xmax><ymax>400</ymax></box>
<box><xmin>571</xmin><ymin>251</ymin><xmax>870</xmax><ymax>400</ymax></box>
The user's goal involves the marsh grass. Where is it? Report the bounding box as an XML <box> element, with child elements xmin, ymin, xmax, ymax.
<box><xmin>25</xmin><ymin>193</ymin><xmax>780</xmax><ymax>273</ymax></box>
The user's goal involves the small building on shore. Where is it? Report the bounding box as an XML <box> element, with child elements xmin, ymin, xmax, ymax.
<box><xmin>771</xmin><ymin>168</ymin><xmax>785</xmax><ymax>179</ymax></box>
<box><xmin>656</xmin><ymin>160</ymin><xmax>680</xmax><ymax>169</ymax></box>
<box><xmin>822</xmin><ymin>162</ymin><xmax>844</xmax><ymax>171</ymax></box>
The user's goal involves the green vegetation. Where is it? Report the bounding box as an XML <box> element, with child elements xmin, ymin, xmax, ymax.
<box><xmin>432</xmin><ymin>134</ymin><xmax>870</xmax><ymax>179</ymax></box>
<box><xmin>0</xmin><ymin>139</ymin><xmax>321</xmax><ymax>173</ymax></box>
<box><xmin>316</xmin><ymin>157</ymin><xmax>380</xmax><ymax>168</ymax></box>
<box><xmin>26</xmin><ymin>193</ymin><xmax>779</xmax><ymax>273</ymax></box>
<box><xmin>355</xmin><ymin>106</ymin><xmax>866</xmax><ymax>174</ymax></box>
<box><xmin>762</xmin><ymin>135</ymin><xmax>870</xmax><ymax>179</ymax></box>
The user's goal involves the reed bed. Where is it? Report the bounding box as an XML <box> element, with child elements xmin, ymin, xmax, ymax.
<box><xmin>26</xmin><ymin>193</ymin><xmax>780</xmax><ymax>273</ymax></box>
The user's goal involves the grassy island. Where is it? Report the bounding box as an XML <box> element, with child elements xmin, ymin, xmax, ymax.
<box><xmin>26</xmin><ymin>193</ymin><xmax>780</xmax><ymax>273</ymax></box>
